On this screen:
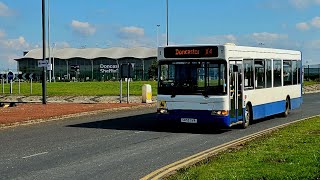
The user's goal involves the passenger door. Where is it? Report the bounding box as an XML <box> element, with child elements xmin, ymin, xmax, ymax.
<box><xmin>229</xmin><ymin>60</ymin><xmax>243</xmax><ymax>122</ymax></box>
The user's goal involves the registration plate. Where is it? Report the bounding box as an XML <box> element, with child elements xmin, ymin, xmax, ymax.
<box><xmin>181</xmin><ymin>118</ymin><xmax>197</xmax><ymax>123</ymax></box>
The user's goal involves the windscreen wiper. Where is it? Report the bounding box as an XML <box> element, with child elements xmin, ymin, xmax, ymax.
<box><xmin>171</xmin><ymin>88</ymin><xmax>176</xmax><ymax>98</ymax></box>
<box><xmin>202</xmin><ymin>88</ymin><xmax>209</xmax><ymax>98</ymax></box>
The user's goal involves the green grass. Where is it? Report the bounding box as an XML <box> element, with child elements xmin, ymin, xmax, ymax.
<box><xmin>168</xmin><ymin>117</ymin><xmax>320</xmax><ymax>180</ymax></box>
<box><xmin>304</xmin><ymin>80</ymin><xmax>320</xmax><ymax>86</ymax></box>
<box><xmin>0</xmin><ymin>81</ymin><xmax>158</xmax><ymax>96</ymax></box>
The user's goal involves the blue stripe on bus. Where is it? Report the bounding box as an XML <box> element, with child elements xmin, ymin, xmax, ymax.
<box><xmin>291</xmin><ymin>97</ymin><xmax>303</xmax><ymax>110</ymax></box>
<box><xmin>157</xmin><ymin>97</ymin><xmax>302</xmax><ymax>127</ymax></box>
<box><xmin>157</xmin><ymin>110</ymin><xmax>230</xmax><ymax>127</ymax></box>
<box><xmin>252</xmin><ymin>97</ymin><xmax>302</xmax><ymax>120</ymax></box>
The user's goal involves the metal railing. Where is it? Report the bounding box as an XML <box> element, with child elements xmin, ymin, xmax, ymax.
<box><xmin>303</xmin><ymin>64</ymin><xmax>320</xmax><ymax>81</ymax></box>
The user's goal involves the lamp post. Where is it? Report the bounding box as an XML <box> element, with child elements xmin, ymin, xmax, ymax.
<box><xmin>166</xmin><ymin>0</ymin><xmax>169</xmax><ymax>46</ymax></box>
<box><xmin>42</xmin><ymin>0</ymin><xmax>47</xmax><ymax>104</ymax></box>
<box><xmin>52</xmin><ymin>43</ymin><xmax>56</xmax><ymax>82</ymax></box>
<box><xmin>306</xmin><ymin>60</ymin><xmax>309</xmax><ymax>81</ymax></box>
<box><xmin>157</xmin><ymin>24</ymin><xmax>160</xmax><ymax>47</ymax></box>
<box><xmin>48</xmin><ymin>0</ymin><xmax>52</xmax><ymax>83</ymax></box>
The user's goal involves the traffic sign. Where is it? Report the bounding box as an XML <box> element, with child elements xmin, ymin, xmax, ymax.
<box><xmin>17</xmin><ymin>74</ymin><xmax>23</xmax><ymax>79</ymax></box>
<box><xmin>28</xmin><ymin>73</ymin><xmax>35</xmax><ymax>80</ymax></box>
<box><xmin>120</xmin><ymin>63</ymin><xmax>134</xmax><ymax>78</ymax></box>
<box><xmin>7</xmin><ymin>72</ymin><xmax>14</xmax><ymax>81</ymax></box>
<box><xmin>0</xmin><ymin>74</ymin><xmax>6</xmax><ymax>79</ymax></box>
<box><xmin>38</xmin><ymin>60</ymin><xmax>48</xmax><ymax>67</ymax></box>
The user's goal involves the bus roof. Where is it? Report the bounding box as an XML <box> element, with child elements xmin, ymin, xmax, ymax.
<box><xmin>158</xmin><ymin>44</ymin><xmax>301</xmax><ymax>60</ymax></box>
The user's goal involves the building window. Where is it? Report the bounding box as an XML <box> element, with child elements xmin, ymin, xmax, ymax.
<box><xmin>244</xmin><ymin>59</ymin><xmax>254</xmax><ymax>90</ymax></box>
<box><xmin>255</xmin><ymin>59</ymin><xmax>265</xmax><ymax>89</ymax></box>
<box><xmin>273</xmin><ymin>60</ymin><xmax>282</xmax><ymax>87</ymax></box>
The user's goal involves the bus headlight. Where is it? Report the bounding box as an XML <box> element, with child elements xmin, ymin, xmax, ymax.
<box><xmin>211</xmin><ymin>110</ymin><xmax>229</xmax><ymax>116</ymax></box>
<box><xmin>157</xmin><ymin>108</ymin><xmax>168</xmax><ymax>114</ymax></box>
<box><xmin>158</xmin><ymin>101</ymin><xmax>167</xmax><ymax>109</ymax></box>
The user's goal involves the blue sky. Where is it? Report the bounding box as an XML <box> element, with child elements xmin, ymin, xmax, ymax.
<box><xmin>0</xmin><ymin>0</ymin><xmax>320</xmax><ymax>70</ymax></box>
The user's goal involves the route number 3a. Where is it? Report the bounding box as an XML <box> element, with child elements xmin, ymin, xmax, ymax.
<box><xmin>205</xmin><ymin>48</ymin><xmax>213</xmax><ymax>55</ymax></box>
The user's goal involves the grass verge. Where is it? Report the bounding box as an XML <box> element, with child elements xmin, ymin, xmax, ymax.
<box><xmin>0</xmin><ymin>81</ymin><xmax>158</xmax><ymax>96</ymax></box>
<box><xmin>304</xmin><ymin>80</ymin><xmax>320</xmax><ymax>86</ymax></box>
<box><xmin>168</xmin><ymin>117</ymin><xmax>320</xmax><ymax>180</ymax></box>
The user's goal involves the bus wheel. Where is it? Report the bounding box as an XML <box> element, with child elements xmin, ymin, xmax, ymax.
<box><xmin>282</xmin><ymin>98</ymin><xmax>290</xmax><ymax>117</ymax></box>
<box><xmin>242</xmin><ymin>105</ymin><xmax>251</xmax><ymax>129</ymax></box>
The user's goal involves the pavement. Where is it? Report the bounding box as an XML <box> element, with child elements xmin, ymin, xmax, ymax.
<box><xmin>302</xmin><ymin>84</ymin><xmax>320</xmax><ymax>94</ymax></box>
<box><xmin>0</xmin><ymin>95</ymin><xmax>157</xmax><ymax>103</ymax></box>
<box><xmin>0</xmin><ymin>95</ymin><xmax>156</xmax><ymax>128</ymax></box>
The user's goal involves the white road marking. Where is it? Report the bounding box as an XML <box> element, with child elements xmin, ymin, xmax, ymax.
<box><xmin>22</xmin><ymin>152</ymin><xmax>48</xmax><ymax>159</ymax></box>
<box><xmin>134</xmin><ymin>131</ymin><xmax>144</xmax><ymax>134</ymax></box>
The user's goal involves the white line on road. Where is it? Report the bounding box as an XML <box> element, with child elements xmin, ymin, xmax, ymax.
<box><xmin>135</xmin><ymin>131</ymin><xmax>144</xmax><ymax>134</ymax></box>
<box><xmin>22</xmin><ymin>152</ymin><xmax>48</xmax><ymax>159</ymax></box>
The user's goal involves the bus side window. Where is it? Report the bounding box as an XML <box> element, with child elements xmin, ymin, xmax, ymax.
<box><xmin>283</xmin><ymin>60</ymin><xmax>292</xmax><ymax>86</ymax></box>
<box><xmin>292</xmin><ymin>60</ymin><xmax>298</xmax><ymax>85</ymax></box>
<box><xmin>266</xmin><ymin>59</ymin><xmax>272</xmax><ymax>88</ymax></box>
<box><xmin>273</xmin><ymin>60</ymin><xmax>282</xmax><ymax>87</ymax></box>
<box><xmin>254</xmin><ymin>59</ymin><xmax>265</xmax><ymax>89</ymax></box>
<box><xmin>244</xmin><ymin>59</ymin><xmax>254</xmax><ymax>90</ymax></box>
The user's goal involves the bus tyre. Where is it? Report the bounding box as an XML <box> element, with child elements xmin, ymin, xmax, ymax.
<box><xmin>282</xmin><ymin>98</ymin><xmax>290</xmax><ymax>117</ymax></box>
<box><xmin>242</xmin><ymin>105</ymin><xmax>251</xmax><ymax>129</ymax></box>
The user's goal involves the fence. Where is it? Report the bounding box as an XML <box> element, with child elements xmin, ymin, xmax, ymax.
<box><xmin>304</xmin><ymin>64</ymin><xmax>320</xmax><ymax>81</ymax></box>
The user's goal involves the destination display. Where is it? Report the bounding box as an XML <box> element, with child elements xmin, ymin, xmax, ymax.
<box><xmin>164</xmin><ymin>46</ymin><xmax>219</xmax><ymax>58</ymax></box>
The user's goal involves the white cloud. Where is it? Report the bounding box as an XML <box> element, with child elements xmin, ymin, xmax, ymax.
<box><xmin>0</xmin><ymin>36</ymin><xmax>31</xmax><ymax>50</ymax></box>
<box><xmin>289</xmin><ymin>0</ymin><xmax>320</xmax><ymax>8</ymax></box>
<box><xmin>295</xmin><ymin>16</ymin><xmax>320</xmax><ymax>31</ymax></box>
<box><xmin>118</xmin><ymin>26</ymin><xmax>145</xmax><ymax>39</ymax></box>
<box><xmin>305</xmin><ymin>40</ymin><xmax>320</xmax><ymax>49</ymax></box>
<box><xmin>70</xmin><ymin>20</ymin><xmax>96</xmax><ymax>36</ymax></box>
<box><xmin>311</xmin><ymin>16</ymin><xmax>320</xmax><ymax>28</ymax></box>
<box><xmin>0</xmin><ymin>36</ymin><xmax>33</xmax><ymax>71</ymax></box>
<box><xmin>296</xmin><ymin>22</ymin><xmax>310</xmax><ymax>31</ymax></box>
<box><xmin>0</xmin><ymin>29</ymin><xmax>5</xmax><ymax>38</ymax></box>
<box><xmin>197</xmin><ymin>32</ymin><xmax>290</xmax><ymax>48</ymax></box>
<box><xmin>114</xmin><ymin>26</ymin><xmax>149</xmax><ymax>47</ymax></box>
<box><xmin>196</xmin><ymin>34</ymin><xmax>237</xmax><ymax>44</ymax></box>
<box><xmin>249</xmin><ymin>32</ymin><xmax>288</xmax><ymax>43</ymax></box>
<box><xmin>54</xmin><ymin>41</ymin><xmax>70</xmax><ymax>48</ymax></box>
<box><xmin>0</xmin><ymin>1</ymin><xmax>13</xmax><ymax>16</ymax></box>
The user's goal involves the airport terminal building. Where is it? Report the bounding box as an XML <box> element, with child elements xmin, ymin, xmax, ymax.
<box><xmin>15</xmin><ymin>47</ymin><xmax>157</xmax><ymax>81</ymax></box>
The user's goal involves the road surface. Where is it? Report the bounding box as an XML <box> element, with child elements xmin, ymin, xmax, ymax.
<box><xmin>0</xmin><ymin>93</ymin><xmax>319</xmax><ymax>180</ymax></box>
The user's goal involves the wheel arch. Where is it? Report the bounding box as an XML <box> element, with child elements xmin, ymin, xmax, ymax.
<box><xmin>246</xmin><ymin>101</ymin><xmax>253</xmax><ymax>121</ymax></box>
<box><xmin>286</xmin><ymin>95</ymin><xmax>291</xmax><ymax>109</ymax></box>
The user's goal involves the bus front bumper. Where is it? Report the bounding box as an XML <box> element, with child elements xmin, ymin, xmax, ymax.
<box><xmin>157</xmin><ymin>110</ymin><xmax>230</xmax><ymax>127</ymax></box>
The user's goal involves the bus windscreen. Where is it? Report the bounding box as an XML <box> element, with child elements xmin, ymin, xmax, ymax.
<box><xmin>158</xmin><ymin>60</ymin><xmax>227</xmax><ymax>96</ymax></box>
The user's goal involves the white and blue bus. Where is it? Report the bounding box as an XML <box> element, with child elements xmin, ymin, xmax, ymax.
<box><xmin>157</xmin><ymin>44</ymin><xmax>302</xmax><ymax>128</ymax></box>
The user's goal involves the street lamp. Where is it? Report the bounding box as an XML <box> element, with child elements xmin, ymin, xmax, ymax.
<box><xmin>48</xmin><ymin>0</ymin><xmax>52</xmax><ymax>82</ymax></box>
<box><xmin>42</xmin><ymin>0</ymin><xmax>47</xmax><ymax>104</ymax></box>
<box><xmin>52</xmin><ymin>43</ymin><xmax>56</xmax><ymax>82</ymax></box>
<box><xmin>157</xmin><ymin>24</ymin><xmax>160</xmax><ymax>47</ymax></box>
<box><xmin>166</xmin><ymin>0</ymin><xmax>169</xmax><ymax>45</ymax></box>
